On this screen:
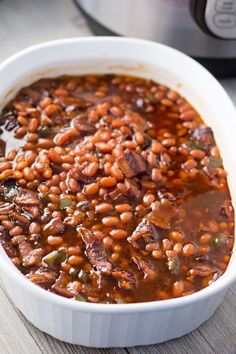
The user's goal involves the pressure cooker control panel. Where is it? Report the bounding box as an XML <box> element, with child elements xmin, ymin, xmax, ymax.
<box><xmin>205</xmin><ymin>0</ymin><xmax>236</xmax><ymax>38</ymax></box>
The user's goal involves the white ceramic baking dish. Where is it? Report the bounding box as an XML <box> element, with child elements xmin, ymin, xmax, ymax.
<box><xmin>0</xmin><ymin>37</ymin><xmax>235</xmax><ymax>348</ymax></box>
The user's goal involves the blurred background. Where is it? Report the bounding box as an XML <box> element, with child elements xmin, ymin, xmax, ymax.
<box><xmin>1</xmin><ymin>0</ymin><xmax>236</xmax><ymax>102</ymax></box>
<box><xmin>0</xmin><ymin>0</ymin><xmax>91</xmax><ymax>62</ymax></box>
<box><xmin>1</xmin><ymin>0</ymin><xmax>236</xmax><ymax>77</ymax></box>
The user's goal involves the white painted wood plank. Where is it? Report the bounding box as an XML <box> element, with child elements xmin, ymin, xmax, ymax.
<box><xmin>0</xmin><ymin>1</ymin><xmax>236</xmax><ymax>353</ymax></box>
<box><xmin>0</xmin><ymin>283</ymin><xmax>42</xmax><ymax>354</ymax></box>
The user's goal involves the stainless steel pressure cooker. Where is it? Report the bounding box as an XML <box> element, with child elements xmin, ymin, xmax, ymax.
<box><xmin>75</xmin><ymin>0</ymin><xmax>236</xmax><ymax>77</ymax></box>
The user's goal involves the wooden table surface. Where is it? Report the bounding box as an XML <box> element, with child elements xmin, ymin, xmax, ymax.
<box><xmin>0</xmin><ymin>1</ymin><xmax>236</xmax><ymax>353</ymax></box>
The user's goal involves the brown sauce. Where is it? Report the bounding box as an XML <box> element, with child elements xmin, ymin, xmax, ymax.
<box><xmin>0</xmin><ymin>74</ymin><xmax>233</xmax><ymax>303</ymax></box>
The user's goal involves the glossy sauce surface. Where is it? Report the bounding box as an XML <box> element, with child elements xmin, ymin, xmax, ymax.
<box><xmin>0</xmin><ymin>75</ymin><xmax>234</xmax><ymax>303</ymax></box>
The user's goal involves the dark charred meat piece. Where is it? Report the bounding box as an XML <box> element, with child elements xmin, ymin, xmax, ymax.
<box><xmin>195</xmin><ymin>255</ymin><xmax>209</xmax><ymax>262</ymax></box>
<box><xmin>18</xmin><ymin>240</ymin><xmax>44</xmax><ymax>267</ymax></box>
<box><xmin>128</xmin><ymin>219</ymin><xmax>149</xmax><ymax>243</ymax></box>
<box><xmin>159</xmin><ymin>152</ymin><xmax>171</xmax><ymax>169</ymax></box>
<box><xmin>104</xmin><ymin>178</ymin><xmax>139</xmax><ymax>203</ymax></box>
<box><xmin>147</xmin><ymin>199</ymin><xmax>177</xmax><ymax>229</ymax></box>
<box><xmin>142</xmin><ymin>134</ymin><xmax>152</xmax><ymax>149</ymax></box>
<box><xmin>117</xmin><ymin>151</ymin><xmax>147</xmax><ymax>178</ymax></box>
<box><xmin>0</xmin><ymin>139</ymin><xmax>6</xmax><ymax>157</ymax></box>
<box><xmin>123</xmin><ymin>112</ymin><xmax>148</xmax><ymax>133</ymax></box>
<box><xmin>189</xmin><ymin>264</ymin><xmax>216</xmax><ymax>277</ymax></box>
<box><xmin>167</xmin><ymin>254</ymin><xmax>180</xmax><ymax>275</ymax></box>
<box><xmin>0</xmin><ymin>203</ymin><xmax>14</xmax><ymax>214</ymax></box>
<box><xmin>124</xmin><ymin>179</ymin><xmax>142</xmax><ymax>201</ymax></box>
<box><xmin>192</xmin><ymin>126</ymin><xmax>214</xmax><ymax>149</ymax></box>
<box><xmin>11</xmin><ymin>235</ymin><xmax>25</xmax><ymax>245</ymax></box>
<box><xmin>77</xmin><ymin>200</ymin><xmax>91</xmax><ymax>211</ymax></box>
<box><xmin>50</xmin><ymin>162</ymin><xmax>62</xmax><ymax>173</ymax></box>
<box><xmin>52</xmin><ymin>273</ymin><xmax>76</xmax><ymax>298</ymax></box>
<box><xmin>59</xmin><ymin>96</ymin><xmax>86</xmax><ymax>109</ymax></box>
<box><xmin>2</xmin><ymin>180</ymin><xmax>18</xmax><ymax>202</ymax></box>
<box><xmin>0</xmin><ymin>226</ymin><xmax>17</xmax><ymax>257</ymax></box>
<box><xmin>0</xmin><ymin>114</ymin><xmax>5</xmax><ymax>126</ymax></box>
<box><xmin>112</xmin><ymin>268</ymin><xmax>136</xmax><ymax>290</ymax></box>
<box><xmin>1</xmin><ymin>241</ymin><xmax>17</xmax><ymax>258</ymax></box>
<box><xmin>5</xmin><ymin>117</ymin><xmax>17</xmax><ymax>131</ymax></box>
<box><xmin>0</xmin><ymin>225</ymin><xmax>7</xmax><ymax>239</ymax></box>
<box><xmin>132</xmin><ymin>256</ymin><xmax>156</xmax><ymax>280</ymax></box>
<box><xmin>128</xmin><ymin>219</ymin><xmax>160</xmax><ymax>246</ymax></box>
<box><xmin>26</xmin><ymin>268</ymin><xmax>57</xmax><ymax>288</ymax></box>
<box><xmin>43</xmin><ymin>217</ymin><xmax>65</xmax><ymax>235</ymax></box>
<box><xmin>202</xmin><ymin>165</ymin><xmax>216</xmax><ymax>179</ymax></box>
<box><xmin>78</xmin><ymin>226</ymin><xmax>113</xmax><ymax>274</ymax></box>
<box><xmin>105</xmin><ymin>188</ymin><xmax>127</xmax><ymax>203</ymax></box>
<box><xmin>70</xmin><ymin>168</ymin><xmax>95</xmax><ymax>184</ymax></box>
<box><xmin>20</xmin><ymin>87</ymin><xmax>41</xmax><ymax>103</ymax></box>
<box><xmin>11</xmin><ymin>211</ymin><xmax>30</xmax><ymax>225</ymax></box>
<box><xmin>158</xmin><ymin>192</ymin><xmax>176</xmax><ymax>201</ymax></box>
<box><xmin>80</xmin><ymin>283</ymin><xmax>100</xmax><ymax>302</ymax></box>
<box><xmin>23</xmin><ymin>206</ymin><xmax>40</xmax><ymax>220</ymax></box>
<box><xmin>71</xmin><ymin>114</ymin><xmax>96</xmax><ymax>136</ymax></box>
<box><xmin>147</xmin><ymin>212</ymin><xmax>169</xmax><ymax>230</ymax></box>
<box><xmin>41</xmin><ymin>207</ymin><xmax>51</xmax><ymax>223</ymax></box>
<box><xmin>221</xmin><ymin>204</ymin><xmax>234</xmax><ymax>219</ymax></box>
<box><xmin>14</xmin><ymin>189</ymin><xmax>40</xmax><ymax>206</ymax></box>
<box><xmin>197</xmin><ymin>223</ymin><xmax>209</xmax><ymax>233</ymax></box>
<box><xmin>79</xmin><ymin>173</ymin><xmax>95</xmax><ymax>184</ymax></box>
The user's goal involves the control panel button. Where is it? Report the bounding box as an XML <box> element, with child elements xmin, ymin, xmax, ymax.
<box><xmin>215</xmin><ymin>0</ymin><xmax>236</xmax><ymax>13</ymax></box>
<box><xmin>214</xmin><ymin>13</ymin><xmax>236</xmax><ymax>28</ymax></box>
<box><xmin>205</xmin><ymin>0</ymin><xmax>236</xmax><ymax>38</ymax></box>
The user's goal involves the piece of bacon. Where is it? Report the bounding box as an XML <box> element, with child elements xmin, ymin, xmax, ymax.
<box><xmin>26</xmin><ymin>268</ymin><xmax>57</xmax><ymax>289</ymax></box>
<box><xmin>132</xmin><ymin>256</ymin><xmax>156</xmax><ymax>280</ymax></box>
<box><xmin>78</xmin><ymin>226</ymin><xmax>113</xmax><ymax>275</ymax></box>
<box><xmin>43</xmin><ymin>217</ymin><xmax>65</xmax><ymax>235</ymax></box>
<box><xmin>189</xmin><ymin>264</ymin><xmax>215</xmax><ymax>277</ymax></box>
<box><xmin>52</xmin><ymin>273</ymin><xmax>76</xmax><ymax>298</ymax></box>
<box><xmin>112</xmin><ymin>268</ymin><xmax>136</xmax><ymax>290</ymax></box>
<box><xmin>123</xmin><ymin>112</ymin><xmax>148</xmax><ymax>133</ymax></box>
<box><xmin>18</xmin><ymin>240</ymin><xmax>44</xmax><ymax>267</ymax></box>
<box><xmin>117</xmin><ymin>151</ymin><xmax>147</xmax><ymax>178</ymax></box>
<box><xmin>14</xmin><ymin>188</ymin><xmax>40</xmax><ymax>206</ymax></box>
<box><xmin>147</xmin><ymin>199</ymin><xmax>177</xmax><ymax>230</ymax></box>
